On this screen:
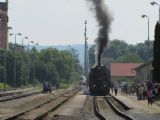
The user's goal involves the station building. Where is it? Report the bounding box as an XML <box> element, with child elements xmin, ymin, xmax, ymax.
<box><xmin>0</xmin><ymin>1</ymin><xmax>8</xmax><ymax>49</ymax></box>
<box><xmin>133</xmin><ymin>61</ymin><xmax>153</xmax><ymax>83</ymax></box>
<box><xmin>110</xmin><ymin>63</ymin><xmax>142</xmax><ymax>83</ymax></box>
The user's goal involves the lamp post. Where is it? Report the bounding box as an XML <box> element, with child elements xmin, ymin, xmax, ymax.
<box><xmin>27</xmin><ymin>41</ymin><xmax>34</xmax><ymax>88</ymax></box>
<box><xmin>84</xmin><ymin>20</ymin><xmax>89</xmax><ymax>77</ymax></box>
<box><xmin>9</xmin><ymin>33</ymin><xmax>22</xmax><ymax>46</ymax></box>
<box><xmin>151</xmin><ymin>1</ymin><xmax>160</xmax><ymax>23</ymax></box>
<box><xmin>20</xmin><ymin>36</ymin><xmax>28</xmax><ymax>89</ymax></box>
<box><xmin>22</xmin><ymin>36</ymin><xmax>28</xmax><ymax>47</ymax></box>
<box><xmin>9</xmin><ymin>33</ymin><xmax>22</xmax><ymax>90</ymax></box>
<box><xmin>141</xmin><ymin>14</ymin><xmax>150</xmax><ymax>82</ymax></box>
<box><xmin>33</xmin><ymin>43</ymin><xmax>38</xmax><ymax>87</ymax></box>
<box><xmin>27</xmin><ymin>41</ymin><xmax>34</xmax><ymax>51</ymax></box>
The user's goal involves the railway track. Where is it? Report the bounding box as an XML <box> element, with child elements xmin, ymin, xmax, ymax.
<box><xmin>93</xmin><ymin>96</ymin><xmax>135</xmax><ymax>120</ymax></box>
<box><xmin>2</xmin><ymin>87</ymin><xmax>81</xmax><ymax>120</ymax></box>
<box><xmin>93</xmin><ymin>96</ymin><xmax>106</xmax><ymax>120</ymax></box>
<box><xmin>0</xmin><ymin>90</ymin><xmax>42</xmax><ymax>102</ymax></box>
<box><xmin>0</xmin><ymin>90</ymin><xmax>25</xmax><ymax>97</ymax></box>
<box><xmin>0</xmin><ymin>88</ymin><xmax>39</xmax><ymax>97</ymax></box>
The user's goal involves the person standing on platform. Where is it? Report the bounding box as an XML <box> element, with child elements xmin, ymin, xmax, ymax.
<box><xmin>114</xmin><ymin>84</ymin><xmax>118</xmax><ymax>96</ymax></box>
<box><xmin>147</xmin><ymin>88</ymin><xmax>153</xmax><ymax>105</ymax></box>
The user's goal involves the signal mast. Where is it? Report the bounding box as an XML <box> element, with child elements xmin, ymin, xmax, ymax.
<box><xmin>84</xmin><ymin>20</ymin><xmax>89</xmax><ymax>77</ymax></box>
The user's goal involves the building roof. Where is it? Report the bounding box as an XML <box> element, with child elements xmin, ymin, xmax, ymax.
<box><xmin>133</xmin><ymin>61</ymin><xmax>152</xmax><ymax>70</ymax></box>
<box><xmin>111</xmin><ymin>63</ymin><xmax>142</xmax><ymax>77</ymax></box>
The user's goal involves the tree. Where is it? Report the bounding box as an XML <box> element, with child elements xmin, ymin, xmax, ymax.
<box><xmin>88</xmin><ymin>39</ymin><xmax>146</xmax><ymax>67</ymax></box>
<box><xmin>152</xmin><ymin>22</ymin><xmax>160</xmax><ymax>83</ymax></box>
<box><xmin>0</xmin><ymin>46</ymin><xmax>83</xmax><ymax>89</ymax></box>
<box><xmin>114</xmin><ymin>53</ymin><xmax>143</xmax><ymax>63</ymax></box>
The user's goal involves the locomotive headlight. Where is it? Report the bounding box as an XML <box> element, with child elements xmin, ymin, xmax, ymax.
<box><xmin>93</xmin><ymin>84</ymin><xmax>96</xmax><ymax>87</ymax></box>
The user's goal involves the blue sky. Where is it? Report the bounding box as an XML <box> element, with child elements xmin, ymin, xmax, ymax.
<box><xmin>7</xmin><ymin>0</ymin><xmax>159</xmax><ymax>45</ymax></box>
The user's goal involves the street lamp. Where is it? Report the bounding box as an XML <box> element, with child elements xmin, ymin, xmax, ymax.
<box><xmin>8</xmin><ymin>26</ymin><xmax>12</xmax><ymax>30</ymax></box>
<box><xmin>34</xmin><ymin>43</ymin><xmax>39</xmax><ymax>49</ymax></box>
<box><xmin>151</xmin><ymin>1</ymin><xmax>160</xmax><ymax>22</ymax></box>
<box><xmin>33</xmin><ymin>43</ymin><xmax>39</xmax><ymax>87</ymax></box>
<box><xmin>141</xmin><ymin>15</ymin><xmax>149</xmax><ymax>44</ymax></box>
<box><xmin>20</xmin><ymin>36</ymin><xmax>28</xmax><ymax>89</ymax></box>
<box><xmin>9</xmin><ymin>33</ymin><xmax>22</xmax><ymax>90</ymax></box>
<box><xmin>27</xmin><ymin>41</ymin><xmax>34</xmax><ymax>51</ymax></box>
<box><xmin>22</xmin><ymin>36</ymin><xmax>28</xmax><ymax>46</ymax></box>
<box><xmin>27</xmin><ymin>41</ymin><xmax>34</xmax><ymax>88</ymax></box>
<box><xmin>9</xmin><ymin>33</ymin><xmax>22</xmax><ymax>45</ymax></box>
<box><xmin>35</xmin><ymin>43</ymin><xmax>39</xmax><ymax>46</ymax></box>
<box><xmin>141</xmin><ymin>14</ymin><xmax>150</xmax><ymax>82</ymax></box>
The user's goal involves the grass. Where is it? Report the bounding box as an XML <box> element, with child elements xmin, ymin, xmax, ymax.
<box><xmin>0</xmin><ymin>83</ymin><xmax>9</xmax><ymax>90</ymax></box>
<box><xmin>59</xmin><ymin>80</ymin><xmax>80</xmax><ymax>89</ymax></box>
<box><xmin>60</xmin><ymin>82</ymin><xmax>71</xmax><ymax>89</ymax></box>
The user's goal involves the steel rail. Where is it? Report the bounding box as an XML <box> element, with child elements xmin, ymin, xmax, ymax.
<box><xmin>0</xmin><ymin>91</ymin><xmax>41</xmax><ymax>102</ymax></box>
<box><xmin>93</xmin><ymin>96</ymin><xmax>106</xmax><ymax>120</ymax></box>
<box><xmin>2</xmin><ymin>87</ymin><xmax>81</xmax><ymax>120</ymax></box>
<box><xmin>33</xmin><ymin>88</ymin><xmax>81</xmax><ymax>120</ymax></box>
<box><xmin>105</xmin><ymin>97</ymin><xmax>135</xmax><ymax>120</ymax></box>
<box><xmin>112</xmin><ymin>96</ymin><xmax>132</xmax><ymax>110</ymax></box>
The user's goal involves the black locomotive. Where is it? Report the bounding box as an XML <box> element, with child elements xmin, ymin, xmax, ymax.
<box><xmin>89</xmin><ymin>65</ymin><xmax>111</xmax><ymax>96</ymax></box>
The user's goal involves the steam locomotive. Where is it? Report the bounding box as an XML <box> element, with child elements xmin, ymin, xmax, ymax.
<box><xmin>89</xmin><ymin>65</ymin><xmax>111</xmax><ymax>96</ymax></box>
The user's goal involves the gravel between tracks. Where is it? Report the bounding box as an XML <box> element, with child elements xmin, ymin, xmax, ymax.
<box><xmin>115</xmin><ymin>94</ymin><xmax>160</xmax><ymax>120</ymax></box>
<box><xmin>49</xmin><ymin>95</ymin><xmax>96</xmax><ymax>120</ymax></box>
<box><xmin>97</xmin><ymin>97</ymin><xmax>125</xmax><ymax>120</ymax></box>
<box><xmin>83</xmin><ymin>96</ymin><xmax>99</xmax><ymax>120</ymax></box>
<box><xmin>0</xmin><ymin>89</ymin><xmax>66</xmax><ymax>119</ymax></box>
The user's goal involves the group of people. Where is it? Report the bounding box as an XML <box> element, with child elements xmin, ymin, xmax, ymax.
<box><xmin>43</xmin><ymin>81</ymin><xmax>52</xmax><ymax>93</ymax></box>
<box><xmin>136</xmin><ymin>82</ymin><xmax>160</xmax><ymax>105</ymax></box>
<box><xmin>110</xmin><ymin>83</ymin><xmax>119</xmax><ymax>96</ymax></box>
<box><xmin>111</xmin><ymin>81</ymin><xmax>160</xmax><ymax>106</ymax></box>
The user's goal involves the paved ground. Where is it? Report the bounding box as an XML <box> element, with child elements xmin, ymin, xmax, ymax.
<box><xmin>0</xmin><ymin>89</ymin><xmax>66</xmax><ymax>119</ymax></box>
<box><xmin>53</xmin><ymin>91</ymin><xmax>87</xmax><ymax>115</ymax></box>
<box><xmin>113</xmin><ymin>93</ymin><xmax>160</xmax><ymax>120</ymax></box>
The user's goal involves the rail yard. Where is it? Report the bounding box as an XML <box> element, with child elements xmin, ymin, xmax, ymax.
<box><xmin>1</xmin><ymin>0</ymin><xmax>160</xmax><ymax>120</ymax></box>
<box><xmin>0</xmin><ymin>86</ymin><xmax>160</xmax><ymax>120</ymax></box>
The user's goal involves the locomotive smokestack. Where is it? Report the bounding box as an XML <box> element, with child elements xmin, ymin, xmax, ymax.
<box><xmin>86</xmin><ymin>0</ymin><xmax>112</xmax><ymax>66</ymax></box>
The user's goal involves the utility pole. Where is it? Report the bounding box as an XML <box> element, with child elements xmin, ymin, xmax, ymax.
<box><xmin>3</xmin><ymin>50</ymin><xmax>6</xmax><ymax>91</ymax></box>
<box><xmin>10</xmin><ymin>33</ymin><xmax>22</xmax><ymax>90</ymax></box>
<box><xmin>84</xmin><ymin>20</ymin><xmax>89</xmax><ymax>77</ymax></box>
<box><xmin>142</xmin><ymin>14</ymin><xmax>150</xmax><ymax>81</ymax></box>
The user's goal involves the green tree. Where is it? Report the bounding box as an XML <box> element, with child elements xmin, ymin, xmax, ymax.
<box><xmin>114</xmin><ymin>53</ymin><xmax>144</xmax><ymax>63</ymax></box>
<box><xmin>152</xmin><ymin>22</ymin><xmax>160</xmax><ymax>83</ymax></box>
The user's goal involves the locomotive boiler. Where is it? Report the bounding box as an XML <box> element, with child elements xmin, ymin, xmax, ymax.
<box><xmin>89</xmin><ymin>65</ymin><xmax>111</xmax><ymax>96</ymax></box>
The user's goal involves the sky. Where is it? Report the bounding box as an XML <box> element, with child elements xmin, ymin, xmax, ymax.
<box><xmin>6</xmin><ymin>0</ymin><xmax>160</xmax><ymax>46</ymax></box>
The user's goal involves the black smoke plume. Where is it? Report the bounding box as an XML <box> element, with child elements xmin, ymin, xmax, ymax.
<box><xmin>86</xmin><ymin>0</ymin><xmax>112</xmax><ymax>66</ymax></box>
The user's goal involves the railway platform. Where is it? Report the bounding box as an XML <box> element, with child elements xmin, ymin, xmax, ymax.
<box><xmin>113</xmin><ymin>93</ymin><xmax>160</xmax><ymax>120</ymax></box>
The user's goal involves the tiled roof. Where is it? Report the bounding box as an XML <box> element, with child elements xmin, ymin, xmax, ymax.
<box><xmin>111</xmin><ymin>63</ymin><xmax>142</xmax><ymax>77</ymax></box>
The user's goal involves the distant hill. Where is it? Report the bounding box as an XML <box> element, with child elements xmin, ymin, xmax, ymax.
<box><xmin>34</xmin><ymin>44</ymin><xmax>93</xmax><ymax>65</ymax></box>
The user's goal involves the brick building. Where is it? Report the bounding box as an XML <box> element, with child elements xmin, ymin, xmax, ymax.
<box><xmin>111</xmin><ymin>63</ymin><xmax>142</xmax><ymax>83</ymax></box>
<box><xmin>0</xmin><ymin>1</ymin><xmax>8</xmax><ymax>49</ymax></box>
<box><xmin>133</xmin><ymin>61</ymin><xmax>153</xmax><ymax>83</ymax></box>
